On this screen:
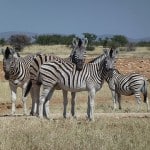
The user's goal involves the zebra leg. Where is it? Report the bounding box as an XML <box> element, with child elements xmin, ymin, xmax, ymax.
<box><xmin>117</xmin><ymin>93</ymin><xmax>122</xmax><ymax>109</ymax></box>
<box><xmin>111</xmin><ymin>91</ymin><xmax>117</xmax><ymax>110</ymax></box>
<box><xmin>39</xmin><ymin>87</ymin><xmax>51</xmax><ymax>118</ymax></box>
<box><xmin>9</xmin><ymin>82</ymin><xmax>17</xmax><ymax>115</ymax></box>
<box><xmin>141</xmin><ymin>81</ymin><xmax>150</xmax><ymax>112</ymax></box>
<box><xmin>135</xmin><ymin>93</ymin><xmax>141</xmax><ymax>112</ymax></box>
<box><xmin>30</xmin><ymin>87</ymin><xmax>35</xmax><ymax>115</ymax></box>
<box><xmin>43</xmin><ymin>88</ymin><xmax>55</xmax><ymax>119</ymax></box>
<box><xmin>11</xmin><ymin>89</ymin><xmax>17</xmax><ymax>115</ymax></box>
<box><xmin>30</xmin><ymin>84</ymin><xmax>40</xmax><ymax>116</ymax></box>
<box><xmin>62</xmin><ymin>90</ymin><xmax>68</xmax><ymax>118</ymax></box>
<box><xmin>22</xmin><ymin>82</ymin><xmax>29</xmax><ymax>115</ymax></box>
<box><xmin>146</xmin><ymin>97</ymin><xmax>150</xmax><ymax>112</ymax></box>
<box><xmin>87</xmin><ymin>89</ymin><xmax>95</xmax><ymax>121</ymax></box>
<box><xmin>71</xmin><ymin>92</ymin><xmax>77</xmax><ymax>118</ymax></box>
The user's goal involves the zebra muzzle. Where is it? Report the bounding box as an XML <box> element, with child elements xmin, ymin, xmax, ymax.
<box><xmin>76</xmin><ymin>59</ymin><xmax>84</xmax><ymax>71</ymax></box>
<box><xmin>4</xmin><ymin>74</ymin><xmax>9</xmax><ymax>80</ymax></box>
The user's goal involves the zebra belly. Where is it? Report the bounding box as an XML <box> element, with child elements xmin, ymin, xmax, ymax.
<box><xmin>58</xmin><ymin>79</ymin><xmax>87</xmax><ymax>92</ymax></box>
<box><xmin>117</xmin><ymin>89</ymin><xmax>134</xmax><ymax>96</ymax></box>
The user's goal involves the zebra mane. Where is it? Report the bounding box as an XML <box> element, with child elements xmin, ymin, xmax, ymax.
<box><xmin>113</xmin><ymin>68</ymin><xmax>120</xmax><ymax>74</ymax></box>
<box><xmin>88</xmin><ymin>53</ymin><xmax>105</xmax><ymax>63</ymax></box>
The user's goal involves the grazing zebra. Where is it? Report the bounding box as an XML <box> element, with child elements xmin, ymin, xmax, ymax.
<box><xmin>107</xmin><ymin>69</ymin><xmax>150</xmax><ymax>111</ymax></box>
<box><xmin>2</xmin><ymin>47</ymin><xmax>36</xmax><ymax>115</ymax></box>
<box><xmin>25</xmin><ymin>38</ymin><xmax>88</xmax><ymax>116</ymax></box>
<box><xmin>35</xmin><ymin>48</ymin><xmax>117</xmax><ymax>121</ymax></box>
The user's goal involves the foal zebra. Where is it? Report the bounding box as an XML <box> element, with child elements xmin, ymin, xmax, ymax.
<box><xmin>2</xmin><ymin>47</ymin><xmax>36</xmax><ymax>115</ymax></box>
<box><xmin>36</xmin><ymin>48</ymin><xmax>117</xmax><ymax>121</ymax></box>
<box><xmin>107</xmin><ymin>69</ymin><xmax>150</xmax><ymax>111</ymax></box>
<box><xmin>25</xmin><ymin>38</ymin><xmax>88</xmax><ymax>116</ymax></box>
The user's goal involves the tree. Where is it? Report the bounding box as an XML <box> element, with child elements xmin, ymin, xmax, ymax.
<box><xmin>82</xmin><ymin>33</ymin><xmax>97</xmax><ymax>51</ymax></box>
<box><xmin>82</xmin><ymin>33</ymin><xmax>97</xmax><ymax>45</ymax></box>
<box><xmin>35</xmin><ymin>34</ymin><xmax>76</xmax><ymax>46</ymax></box>
<box><xmin>0</xmin><ymin>38</ymin><xmax>5</xmax><ymax>46</ymax></box>
<box><xmin>8</xmin><ymin>34</ymin><xmax>31</xmax><ymax>51</ymax></box>
<box><xmin>111</xmin><ymin>35</ymin><xmax>128</xmax><ymax>47</ymax></box>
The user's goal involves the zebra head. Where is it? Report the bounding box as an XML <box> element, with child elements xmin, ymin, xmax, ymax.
<box><xmin>70</xmin><ymin>38</ymin><xmax>88</xmax><ymax>71</ymax></box>
<box><xmin>2</xmin><ymin>47</ymin><xmax>20</xmax><ymax>80</ymax></box>
<box><xmin>104</xmin><ymin>48</ymin><xmax>117</xmax><ymax>71</ymax></box>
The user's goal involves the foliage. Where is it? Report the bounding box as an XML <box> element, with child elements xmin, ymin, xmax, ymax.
<box><xmin>82</xmin><ymin>33</ymin><xmax>97</xmax><ymax>51</ymax></box>
<box><xmin>136</xmin><ymin>41</ymin><xmax>150</xmax><ymax>47</ymax></box>
<box><xmin>91</xmin><ymin>35</ymin><xmax>129</xmax><ymax>48</ymax></box>
<box><xmin>35</xmin><ymin>34</ymin><xmax>76</xmax><ymax>46</ymax></box>
<box><xmin>82</xmin><ymin>33</ymin><xmax>97</xmax><ymax>45</ymax></box>
<box><xmin>101</xmin><ymin>35</ymin><xmax>128</xmax><ymax>48</ymax></box>
<box><xmin>0</xmin><ymin>38</ymin><xmax>5</xmax><ymax>46</ymax></box>
<box><xmin>1</xmin><ymin>32</ymin><xmax>150</xmax><ymax>51</ymax></box>
<box><xmin>111</xmin><ymin>35</ymin><xmax>128</xmax><ymax>46</ymax></box>
<box><xmin>8</xmin><ymin>34</ymin><xmax>31</xmax><ymax>52</ymax></box>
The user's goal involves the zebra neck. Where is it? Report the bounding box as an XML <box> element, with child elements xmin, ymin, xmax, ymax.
<box><xmin>10</xmin><ymin>61</ymin><xmax>23</xmax><ymax>79</ymax></box>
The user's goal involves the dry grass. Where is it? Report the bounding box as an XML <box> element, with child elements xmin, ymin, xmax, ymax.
<box><xmin>0</xmin><ymin>116</ymin><xmax>150</xmax><ymax>150</ymax></box>
<box><xmin>1</xmin><ymin>45</ymin><xmax>150</xmax><ymax>61</ymax></box>
<box><xmin>0</xmin><ymin>45</ymin><xmax>150</xmax><ymax>150</ymax></box>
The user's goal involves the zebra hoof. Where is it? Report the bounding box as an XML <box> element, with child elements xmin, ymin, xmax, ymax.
<box><xmin>30</xmin><ymin>112</ymin><xmax>38</xmax><ymax>116</ymax></box>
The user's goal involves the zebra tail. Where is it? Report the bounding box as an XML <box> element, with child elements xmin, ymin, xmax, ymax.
<box><xmin>143</xmin><ymin>80</ymin><xmax>147</xmax><ymax>103</ymax></box>
<box><xmin>24</xmin><ymin>80</ymin><xmax>32</xmax><ymax>97</ymax></box>
<box><xmin>36</xmin><ymin>71</ymin><xmax>42</xmax><ymax>85</ymax></box>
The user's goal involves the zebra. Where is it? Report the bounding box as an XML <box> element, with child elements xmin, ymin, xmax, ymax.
<box><xmin>35</xmin><ymin>48</ymin><xmax>117</xmax><ymax>121</ymax></box>
<box><xmin>2</xmin><ymin>47</ymin><xmax>36</xmax><ymax>115</ymax></box>
<box><xmin>107</xmin><ymin>68</ymin><xmax>150</xmax><ymax>111</ymax></box>
<box><xmin>25</xmin><ymin>38</ymin><xmax>88</xmax><ymax>116</ymax></box>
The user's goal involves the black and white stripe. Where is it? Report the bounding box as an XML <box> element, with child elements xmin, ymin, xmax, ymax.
<box><xmin>2</xmin><ymin>47</ymin><xmax>35</xmax><ymax>115</ymax></box>
<box><xmin>37</xmin><ymin>48</ymin><xmax>117</xmax><ymax>121</ymax></box>
<box><xmin>25</xmin><ymin>38</ymin><xmax>88</xmax><ymax>116</ymax></box>
<box><xmin>107</xmin><ymin>69</ymin><xmax>149</xmax><ymax>111</ymax></box>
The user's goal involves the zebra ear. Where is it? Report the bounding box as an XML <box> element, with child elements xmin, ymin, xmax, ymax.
<box><xmin>14</xmin><ymin>52</ymin><xmax>20</xmax><ymax>58</ymax></box>
<box><xmin>109</xmin><ymin>48</ymin><xmax>113</xmax><ymax>58</ymax></box>
<box><xmin>103</xmin><ymin>48</ymin><xmax>109</xmax><ymax>56</ymax></box>
<box><xmin>82</xmin><ymin>38</ymin><xmax>88</xmax><ymax>48</ymax></box>
<box><xmin>4</xmin><ymin>47</ymin><xmax>11</xmax><ymax>59</ymax></box>
<box><xmin>11</xmin><ymin>48</ymin><xmax>20</xmax><ymax>58</ymax></box>
<box><xmin>72</xmin><ymin>38</ymin><xmax>78</xmax><ymax>47</ymax></box>
<box><xmin>108</xmin><ymin>48</ymin><xmax>119</xmax><ymax>58</ymax></box>
<box><xmin>78</xmin><ymin>38</ymin><xmax>82</xmax><ymax>47</ymax></box>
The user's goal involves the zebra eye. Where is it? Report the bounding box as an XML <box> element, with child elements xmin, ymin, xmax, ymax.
<box><xmin>10</xmin><ymin>61</ymin><xmax>14</xmax><ymax>66</ymax></box>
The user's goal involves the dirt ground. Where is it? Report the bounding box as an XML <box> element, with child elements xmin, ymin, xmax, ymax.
<box><xmin>0</xmin><ymin>57</ymin><xmax>150</xmax><ymax>117</ymax></box>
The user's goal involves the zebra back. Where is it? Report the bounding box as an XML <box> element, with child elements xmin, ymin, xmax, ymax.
<box><xmin>107</xmin><ymin>68</ymin><xmax>146</xmax><ymax>95</ymax></box>
<box><xmin>30</xmin><ymin>38</ymin><xmax>88</xmax><ymax>83</ymax></box>
<box><xmin>37</xmin><ymin>48</ymin><xmax>117</xmax><ymax>90</ymax></box>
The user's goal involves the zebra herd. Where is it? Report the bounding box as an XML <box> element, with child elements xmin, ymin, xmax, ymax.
<box><xmin>1</xmin><ymin>37</ymin><xmax>149</xmax><ymax>121</ymax></box>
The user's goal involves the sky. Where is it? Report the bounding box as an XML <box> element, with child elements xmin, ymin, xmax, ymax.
<box><xmin>0</xmin><ymin>0</ymin><xmax>150</xmax><ymax>39</ymax></box>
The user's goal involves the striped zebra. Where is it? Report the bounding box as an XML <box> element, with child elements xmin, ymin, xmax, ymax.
<box><xmin>2</xmin><ymin>47</ymin><xmax>36</xmax><ymax>115</ymax></box>
<box><xmin>107</xmin><ymin>69</ymin><xmax>150</xmax><ymax>111</ymax></box>
<box><xmin>25</xmin><ymin>38</ymin><xmax>88</xmax><ymax>116</ymax></box>
<box><xmin>35</xmin><ymin>48</ymin><xmax>117</xmax><ymax>121</ymax></box>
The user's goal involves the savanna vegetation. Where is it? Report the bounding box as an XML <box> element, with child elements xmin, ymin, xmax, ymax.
<box><xmin>1</xmin><ymin>32</ymin><xmax>150</xmax><ymax>52</ymax></box>
<box><xmin>0</xmin><ymin>36</ymin><xmax>150</xmax><ymax>150</ymax></box>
